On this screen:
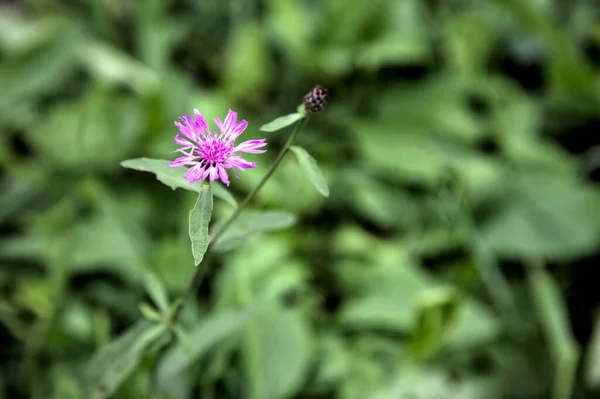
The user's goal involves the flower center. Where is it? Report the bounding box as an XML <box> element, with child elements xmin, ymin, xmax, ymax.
<box><xmin>196</xmin><ymin>136</ymin><xmax>233</xmax><ymax>165</ymax></box>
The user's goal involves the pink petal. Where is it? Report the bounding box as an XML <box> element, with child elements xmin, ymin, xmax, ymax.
<box><xmin>234</xmin><ymin>139</ymin><xmax>267</xmax><ymax>154</ymax></box>
<box><xmin>227</xmin><ymin>155</ymin><xmax>257</xmax><ymax>170</ymax></box>
<box><xmin>184</xmin><ymin>165</ymin><xmax>203</xmax><ymax>184</ymax></box>
<box><xmin>174</xmin><ymin>134</ymin><xmax>195</xmax><ymax>147</ymax></box>
<box><xmin>227</xmin><ymin>120</ymin><xmax>248</xmax><ymax>140</ymax></box>
<box><xmin>218</xmin><ymin>165</ymin><xmax>230</xmax><ymax>186</ymax></box>
<box><xmin>223</xmin><ymin>109</ymin><xmax>237</xmax><ymax>134</ymax></box>
<box><xmin>174</xmin><ymin>120</ymin><xmax>194</xmax><ymax>140</ymax></box>
<box><xmin>209</xmin><ymin>166</ymin><xmax>219</xmax><ymax>182</ymax></box>
<box><xmin>170</xmin><ymin>155</ymin><xmax>197</xmax><ymax>167</ymax></box>
<box><xmin>193</xmin><ymin>109</ymin><xmax>210</xmax><ymax>136</ymax></box>
<box><xmin>213</xmin><ymin>117</ymin><xmax>224</xmax><ymax>132</ymax></box>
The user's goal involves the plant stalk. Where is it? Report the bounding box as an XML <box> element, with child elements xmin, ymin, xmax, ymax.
<box><xmin>168</xmin><ymin>116</ymin><xmax>310</xmax><ymax>322</ymax></box>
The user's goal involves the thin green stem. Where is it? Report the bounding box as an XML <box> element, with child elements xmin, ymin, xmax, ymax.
<box><xmin>168</xmin><ymin>116</ymin><xmax>310</xmax><ymax>323</ymax></box>
<box><xmin>210</xmin><ymin>116</ymin><xmax>309</xmax><ymax>245</ymax></box>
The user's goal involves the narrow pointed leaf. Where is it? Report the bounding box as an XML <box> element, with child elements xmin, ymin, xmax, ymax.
<box><xmin>189</xmin><ymin>183</ymin><xmax>213</xmax><ymax>265</ymax></box>
<box><xmin>120</xmin><ymin>158</ymin><xmax>203</xmax><ymax>193</ymax></box>
<box><xmin>290</xmin><ymin>146</ymin><xmax>329</xmax><ymax>197</ymax></box>
<box><xmin>259</xmin><ymin>113</ymin><xmax>302</xmax><ymax>132</ymax></box>
<box><xmin>211</xmin><ymin>182</ymin><xmax>237</xmax><ymax>208</ymax></box>
<box><xmin>297</xmin><ymin>103</ymin><xmax>307</xmax><ymax>118</ymax></box>
<box><xmin>156</xmin><ymin>310</ymin><xmax>252</xmax><ymax>389</ymax></box>
<box><xmin>211</xmin><ymin>210</ymin><xmax>297</xmax><ymax>252</ymax></box>
<box><xmin>139</xmin><ymin>303</ymin><xmax>161</xmax><ymax>321</ymax></box>
<box><xmin>142</xmin><ymin>272</ymin><xmax>170</xmax><ymax>315</ymax></box>
<box><xmin>84</xmin><ymin>321</ymin><xmax>168</xmax><ymax>399</ymax></box>
<box><xmin>585</xmin><ymin>314</ymin><xmax>600</xmax><ymax>388</ymax></box>
<box><xmin>528</xmin><ymin>266</ymin><xmax>579</xmax><ymax>399</ymax></box>
<box><xmin>243</xmin><ymin>308</ymin><xmax>312</xmax><ymax>399</ymax></box>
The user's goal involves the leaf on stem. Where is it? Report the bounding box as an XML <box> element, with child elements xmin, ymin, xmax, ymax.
<box><xmin>290</xmin><ymin>145</ymin><xmax>329</xmax><ymax>197</ymax></box>
<box><xmin>83</xmin><ymin>321</ymin><xmax>169</xmax><ymax>399</ymax></box>
<box><xmin>211</xmin><ymin>210</ymin><xmax>297</xmax><ymax>252</ymax></box>
<box><xmin>189</xmin><ymin>183</ymin><xmax>213</xmax><ymax>265</ymax></box>
<box><xmin>259</xmin><ymin>113</ymin><xmax>303</xmax><ymax>132</ymax></box>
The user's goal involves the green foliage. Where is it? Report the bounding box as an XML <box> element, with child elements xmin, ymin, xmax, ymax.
<box><xmin>260</xmin><ymin>113</ymin><xmax>303</xmax><ymax>132</ymax></box>
<box><xmin>211</xmin><ymin>211</ymin><xmax>297</xmax><ymax>252</ymax></box>
<box><xmin>189</xmin><ymin>184</ymin><xmax>213</xmax><ymax>266</ymax></box>
<box><xmin>84</xmin><ymin>321</ymin><xmax>169</xmax><ymax>399</ymax></box>
<box><xmin>2</xmin><ymin>0</ymin><xmax>600</xmax><ymax>398</ymax></box>
<box><xmin>290</xmin><ymin>145</ymin><xmax>330</xmax><ymax>197</ymax></box>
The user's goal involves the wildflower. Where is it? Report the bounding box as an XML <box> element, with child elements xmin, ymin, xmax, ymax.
<box><xmin>304</xmin><ymin>85</ymin><xmax>328</xmax><ymax>113</ymax></box>
<box><xmin>170</xmin><ymin>109</ymin><xmax>267</xmax><ymax>186</ymax></box>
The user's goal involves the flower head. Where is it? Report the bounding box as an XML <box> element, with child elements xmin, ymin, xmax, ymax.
<box><xmin>170</xmin><ymin>109</ymin><xmax>267</xmax><ymax>186</ymax></box>
<box><xmin>304</xmin><ymin>85</ymin><xmax>328</xmax><ymax>113</ymax></box>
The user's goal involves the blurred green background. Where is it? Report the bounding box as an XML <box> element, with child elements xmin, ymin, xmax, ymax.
<box><xmin>2</xmin><ymin>0</ymin><xmax>600</xmax><ymax>398</ymax></box>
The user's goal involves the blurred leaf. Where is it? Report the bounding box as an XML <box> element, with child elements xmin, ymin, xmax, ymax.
<box><xmin>481</xmin><ymin>175</ymin><xmax>600</xmax><ymax>260</ymax></box>
<box><xmin>211</xmin><ymin>182</ymin><xmax>238</xmax><ymax>208</ymax></box>
<box><xmin>356</xmin><ymin>0</ymin><xmax>430</xmax><ymax>72</ymax></box>
<box><xmin>296</xmin><ymin>104</ymin><xmax>307</xmax><ymax>118</ymax></box>
<box><xmin>156</xmin><ymin>310</ymin><xmax>252</xmax><ymax>389</ymax></box>
<box><xmin>265</xmin><ymin>0</ymin><xmax>310</xmax><ymax>60</ymax></box>
<box><xmin>340</xmin><ymin>261</ymin><xmax>436</xmax><ymax>331</ymax></box>
<box><xmin>78</xmin><ymin>40</ymin><xmax>160</xmax><ymax>96</ymax></box>
<box><xmin>244</xmin><ymin>307</ymin><xmax>312</xmax><ymax>399</ymax></box>
<box><xmin>373</xmin><ymin>367</ymin><xmax>500</xmax><ymax>399</ymax></box>
<box><xmin>67</xmin><ymin>213</ymin><xmax>145</xmax><ymax>280</ymax></box>
<box><xmin>444</xmin><ymin>14</ymin><xmax>495</xmax><ymax>75</ymax></box>
<box><xmin>0</xmin><ymin>24</ymin><xmax>78</xmax><ymax>113</ymax></box>
<box><xmin>189</xmin><ymin>184</ymin><xmax>213</xmax><ymax>265</ymax></box>
<box><xmin>135</xmin><ymin>0</ymin><xmax>189</xmax><ymax>74</ymax></box>
<box><xmin>142</xmin><ymin>273</ymin><xmax>170</xmax><ymax>315</ymax></box>
<box><xmin>260</xmin><ymin>113</ymin><xmax>302</xmax><ymax>132</ymax></box>
<box><xmin>212</xmin><ymin>211</ymin><xmax>297</xmax><ymax>252</ymax></box>
<box><xmin>0</xmin><ymin>177</ymin><xmax>38</xmax><ymax>225</ymax></box>
<box><xmin>121</xmin><ymin>158</ymin><xmax>205</xmax><ymax>193</ymax></box>
<box><xmin>29</xmin><ymin>88</ymin><xmax>143</xmax><ymax>171</ymax></box>
<box><xmin>445</xmin><ymin>299</ymin><xmax>500</xmax><ymax>349</ymax></box>
<box><xmin>528</xmin><ymin>266</ymin><xmax>579</xmax><ymax>399</ymax></box>
<box><xmin>584</xmin><ymin>313</ymin><xmax>600</xmax><ymax>389</ymax></box>
<box><xmin>223</xmin><ymin>22</ymin><xmax>273</xmax><ymax>101</ymax></box>
<box><xmin>138</xmin><ymin>303</ymin><xmax>161</xmax><ymax>322</ymax></box>
<box><xmin>84</xmin><ymin>321</ymin><xmax>168</xmax><ymax>399</ymax></box>
<box><xmin>289</xmin><ymin>146</ymin><xmax>329</xmax><ymax>197</ymax></box>
<box><xmin>0</xmin><ymin>13</ymin><xmax>63</xmax><ymax>54</ymax></box>
<box><xmin>344</xmin><ymin>172</ymin><xmax>419</xmax><ymax>229</ymax></box>
<box><xmin>236</xmin><ymin>156</ymin><xmax>322</xmax><ymax>213</ymax></box>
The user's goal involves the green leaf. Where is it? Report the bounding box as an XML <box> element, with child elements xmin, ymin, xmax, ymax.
<box><xmin>138</xmin><ymin>303</ymin><xmax>161</xmax><ymax>322</ymax></box>
<box><xmin>481</xmin><ymin>175</ymin><xmax>600</xmax><ymax>260</ymax></box>
<box><xmin>340</xmin><ymin>261</ymin><xmax>436</xmax><ymax>331</ymax></box>
<box><xmin>121</xmin><ymin>158</ymin><xmax>204</xmax><ymax>193</ymax></box>
<box><xmin>528</xmin><ymin>266</ymin><xmax>579</xmax><ymax>399</ymax></box>
<box><xmin>243</xmin><ymin>307</ymin><xmax>312</xmax><ymax>399</ymax></box>
<box><xmin>142</xmin><ymin>272</ymin><xmax>170</xmax><ymax>315</ymax></box>
<box><xmin>84</xmin><ymin>321</ymin><xmax>168</xmax><ymax>399</ymax></box>
<box><xmin>290</xmin><ymin>146</ymin><xmax>329</xmax><ymax>197</ymax></box>
<box><xmin>212</xmin><ymin>211</ymin><xmax>297</xmax><ymax>252</ymax></box>
<box><xmin>296</xmin><ymin>104</ymin><xmax>307</xmax><ymax>117</ymax></box>
<box><xmin>0</xmin><ymin>23</ymin><xmax>78</xmax><ymax>113</ymax></box>
<box><xmin>223</xmin><ymin>21</ymin><xmax>273</xmax><ymax>101</ymax></box>
<box><xmin>211</xmin><ymin>182</ymin><xmax>238</xmax><ymax>208</ymax></box>
<box><xmin>0</xmin><ymin>177</ymin><xmax>38</xmax><ymax>225</ymax></box>
<box><xmin>29</xmin><ymin>88</ymin><xmax>143</xmax><ymax>171</ymax></box>
<box><xmin>78</xmin><ymin>40</ymin><xmax>160</xmax><ymax>96</ymax></box>
<box><xmin>189</xmin><ymin>184</ymin><xmax>213</xmax><ymax>265</ymax></box>
<box><xmin>156</xmin><ymin>310</ymin><xmax>252</xmax><ymax>388</ymax></box>
<box><xmin>259</xmin><ymin>113</ymin><xmax>302</xmax><ymax>132</ymax></box>
<box><xmin>585</xmin><ymin>314</ymin><xmax>600</xmax><ymax>388</ymax></box>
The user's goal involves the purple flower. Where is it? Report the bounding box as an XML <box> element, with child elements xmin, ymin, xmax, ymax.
<box><xmin>170</xmin><ymin>109</ymin><xmax>267</xmax><ymax>186</ymax></box>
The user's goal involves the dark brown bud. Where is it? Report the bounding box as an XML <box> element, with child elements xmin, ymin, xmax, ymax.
<box><xmin>304</xmin><ymin>85</ymin><xmax>328</xmax><ymax>113</ymax></box>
